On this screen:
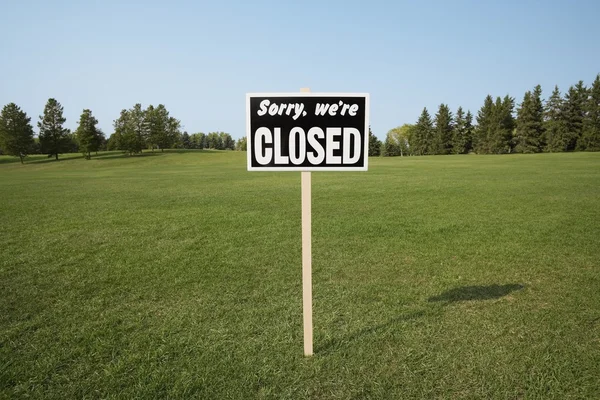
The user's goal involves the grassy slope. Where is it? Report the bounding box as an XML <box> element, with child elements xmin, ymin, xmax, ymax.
<box><xmin>1</xmin><ymin>151</ymin><xmax>599</xmax><ymax>399</ymax></box>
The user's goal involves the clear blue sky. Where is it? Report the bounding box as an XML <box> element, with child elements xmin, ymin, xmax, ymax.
<box><xmin>1</xmin><ymin>0</ymin><xmax>599</xmax><ymax>140</ymax></box>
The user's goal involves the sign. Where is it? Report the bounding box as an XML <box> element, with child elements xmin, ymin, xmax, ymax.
<box><xmin>246</xmin><ymin>93</ymin><xmax>370</xmax><ymax>171</ymax></box>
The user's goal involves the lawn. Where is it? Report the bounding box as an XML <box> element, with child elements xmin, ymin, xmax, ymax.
<box><xmin>1</xmin><ymin>150</ymin><xmax>599</xmax><ymax>399</ymax></box>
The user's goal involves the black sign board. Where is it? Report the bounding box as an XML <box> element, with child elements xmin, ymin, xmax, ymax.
<box><xmin>246</xmin><ymin>93</ymin><xmax>370</xmax><ymax>171</ymax></box>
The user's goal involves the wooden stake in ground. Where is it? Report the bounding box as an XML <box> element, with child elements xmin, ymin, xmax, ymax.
<box><xmin>300</xmin><ymin>87</ymin><xmax>313</xmax><ymax>356</ymax></box>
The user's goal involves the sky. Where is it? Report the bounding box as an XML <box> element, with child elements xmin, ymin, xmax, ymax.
<box><xmin>1</xmin><ymin>0</ymin><xmax>599</xmax><ymax>140</ymax></box>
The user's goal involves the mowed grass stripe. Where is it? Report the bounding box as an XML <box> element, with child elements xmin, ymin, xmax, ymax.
<box><xmin>1</xmin><ymin>151</ymin><xmax>599</xmax><ymax>399</ymax></box>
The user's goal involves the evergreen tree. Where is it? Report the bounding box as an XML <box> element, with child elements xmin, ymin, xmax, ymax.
<box><xmin>514</xmin><ymin>85</ymin><xmax>544</xmax><ymax>153</ymax></box>
<box><xmin>413</xmin><ymin>108</ymin><xmax>434</xmax><ymax>155</ymax></box>
<box><xmin>432</xmin><ymin>104</ymin><xmax>453</xmax><ymax>154</ymax></box>
<box><xmin>451</xmin><ymin>107</ymin><xmax>466</xmax><ymax>154</ymax></box>
<box><xmin>368</xmin><ymin>127</ymin><xmax>381</xmax><ymax>156</ymax></box>
<box><xmin>114</xmin><ymin>109</ymin><xmax>142</xmax><ymax>155</ymax></box>
<box><xmin>544</xmin><ymin>86</ymin><xmax>568</xmax><ymax>152</ymax></box>
<box><xmin>474</xmin><ymin>95</ymin><xmax>495</xmax><ymax>153</ymax></box>
<box><xmin>38</xmin><ymin>98</ymin><xmax>69</xmax><ymax>160</ymax></box>
<box><xmin>464</xmin><ymin>110</ymin><xmax>474</xmax><ymax>153</ymax></box>
<box><xmin>489</xmin><ymin>96</ymin><xmax>515</xmax><ymax>153</ymax></box>
<box><xmin>75</xmin><ymin>109</ymin><xmax>101</xmax><ymax>159</ymax></box>
<box><xmin>181</xmin><ymin>131</ymin><xmax>191</xmax><ymax>149</ymax></box>
<box><xmin>0</xmin><ymin>103</ymin><xmax>35</xmax><ymax>163</ymax></box>
<box><xmin>563</xmin><ymin>81</ymin><xmax>587</xmax><ymax>151</ymax></box>
<box><xmin>64</xmin><ymin>129</ymin><xmax>79</xmax><ymax>153</ymax></box>
<box><xmin>581</xmin><ymin>74</ymin><xmax>600</xmax><ymax>151</ymax></box>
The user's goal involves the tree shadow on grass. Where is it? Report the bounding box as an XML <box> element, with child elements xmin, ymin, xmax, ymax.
<box><xmin>27</xmin><ymin>155</ymin><xmax>86</xmax><ymax>164</ymax></box>
<box><xmin>428</xmin><ymin>284</ymin><xmax>525</xmax><ymax>303</ymax></box>
<box><xmin>315</xmin><ymin>310</ymin><xmax>426</xmax><ymax>354</ymax></box>
<box><xmin>93</xmin><ymin>152</ymin><xmax>164</xmax><ymax>161</ymax></box>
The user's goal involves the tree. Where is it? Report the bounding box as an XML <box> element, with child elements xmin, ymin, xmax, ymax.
<box><xmin>75</xmin><ymin>109</ymin><xmax>101</xmax><ymax>159</ymax></box>
<box><xmin>474</xmin><ymin>95</ymin><xmax>495</xmax><ymax>153</ymax></box>
<box><xmin>489</xmin><ymin>96</ymin><xmax>515</xmax><ymax>154</ymax></box>
<box><xmin>432</xmin><ymin>104</ymin><xmax>453</xmax><ymax>154</ymax></box>
<box><xmin>206</xmin><ymin>132</ymin><xmax>223</xmax><ymax>149</ymax></box>
<box><xmin>384</xmin><ymin>124</ymin><xmax>413</xmax><ymax>156</ymax></box>
<box><xmin>544</xmin><ymin>86</ymin><xmax>568</xmax><ymax>152</ymax></box>
<box><xmin>563</xmin><ymin>81</ymin><xmax>588</xmax><ymax>151</ymax></box>
<box><xmin>580</xmin><ymin>74</ymin><xmax>600</xmax><ymax>151</ymax></box>
<box><xmin>514</xmin><ymin>85</ymin><xmax>544</xmax><ymax>153</ymax></box>
<box><xmin>130</xmin><ymin>103</ymin><xmax>147</xmax><ymax>152</ymax></box>
<box><xmin>220</xmin><ymin>132</ymin><xmax>235</xmax><ymax>150</ymax></box>
<box><xmin>107</xmin><ymin>132</ymin><xmax>121</xmax><ymax>151</ymax></box>
<box><xmin>114</xmin><ymin>109</ymin><xmax>141</xmax><ymax>155</ymax></box>
<box><xmin>145</xmin><ymin>104</ymin><xmax>158</xmax><ymax>150</ymax></box>
<box><xmin>451</xmin><ymin>107</ymin><xmax>472</xmax><ymax>154</ymax></box>
<box><xmin>148</xmin><ymin>104</ymin><xmax>179</xmax><ymax>151</ymax></box>
<box><xmin>38</xmin><ymin>98</ymin><xmax>69</xmax><ymax>160</ymax></box>
<box><xmin>412</xmin><ymin>108</ymin><xmax>434</xmax><ymax>155</ymax></box>
<box><xmin>464</xmin><ymin>110</ymin><xmax>474</xmax><ymax>154</ymax></box>
<box><xmin>0</xmin><ymin>103</ymin><xmax>35</xmax><ymax>163</ymax></box>
<box><xmin>368</xmin><ymin>127</ymin><xmax>381</xmax><ymax>156</ymax></box>
<box><xmin>190</xmin><ymin>132</ymin><xmax>206</xmax><ymax>149</ymax></box>
<box><xmin>236</xmin><ymin>136</ymin><xmax>247</xmax><ymax>151</ymax></box>
<box><xmin>181</xmin><ymin>131</ymin><xmax>191</xmax><ymax>149</ymax></box>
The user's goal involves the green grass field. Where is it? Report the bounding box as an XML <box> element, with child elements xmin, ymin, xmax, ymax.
<box><xmin>1</xmin><ymin>151</ymin><xmax>599</xmax><ymax>399</ymax></box>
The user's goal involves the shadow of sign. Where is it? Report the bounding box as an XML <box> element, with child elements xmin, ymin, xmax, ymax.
<box><xmin>428</xmin><ymin>284</ymin><xmax>525</xmax><ymax>303</ymax></box>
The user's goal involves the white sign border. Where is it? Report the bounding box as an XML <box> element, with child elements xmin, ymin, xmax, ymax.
<box><xmin>246</xmin><ymin>92</ymin><xmax>370</xmax><ymax>172</ymax></box>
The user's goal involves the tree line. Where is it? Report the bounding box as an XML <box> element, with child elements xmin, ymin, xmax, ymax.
<box><xmin>0</xmin><ymin>99</ymin><xmax>238</xmax><ymax>163</ymax></box>
<box><xmin>370</xmin><ymin>74</ymin><xmax>600</xmax><ymax>156</ymax></box>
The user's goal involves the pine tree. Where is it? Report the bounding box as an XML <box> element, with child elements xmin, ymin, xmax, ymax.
<box><xmin>580</xmin><ymin>74</ymin><xmax>600</xmax><ymax>151</ymax></box>
<box><xmin>38</xmin><ymin>98</ymin><xmax>69</xmax><ymax>160</ymax></box>
<box><xmin>464</xmin><ymin>110</ymin><xmax>474</xmax><ymax>153</ymax></box>
<box><xmin>181</xmin><ymin>131</ymin><xmax>191</xmax><ymax>149</ymax></box>
<box><xmin>489</xmin><ymin>96</ymin><xmax>515</xmax><ymax>154</ymax></box>
<box><xmin>451</xmin><ymin>107</ymin><xmax>466</xmax><ymax>154</ymax></box>
<box><xmin>114</xmin><ymin>109</ymin><xmax>141</xmax><ymax>155</ymax></box>
<box><xmin>368</xmin><ymin>127</ymin><xmax>381</xmax><ymax>156</ymax></box>
<box><xmin>474</xmin><ymin>95</ymin><xmax>495</xmax><ymax>153</ymax></box>
<box><xmin>514</xmin><ymin>85</ymin><xmax>544</xmax><ymax>153</ymax></box>
<box><xmin>432</xmin><ymin>104</ymin><xmax>453</xmax><ymax>154</ymax></box>
<box><xmin>0</xmin><ymin>103</ymin><xmax>35</xmax><ymax>163</ymax></box>
<box><xmin>413</xmin><ymin>108</ymin><xmax>434</xmax><ymax>155</ymax></box>
<box><xmin>563</xmin><ymin>81</ymin><xmax>588</xmax><ymax>151</ymax></box>
<box><xmin>75</xmin><ymin>109</ymin><xmax>101</xmax><ymax>159</ymax></box>
<box><xmin>544</xmin><ymin>86</ymin><xmax>568</xmax><ymax>152</ymax></box>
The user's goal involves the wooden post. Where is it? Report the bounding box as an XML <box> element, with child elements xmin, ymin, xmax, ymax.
<box><xmin>300</xmin><ymin>87</ymin><xmax>313</xmax><ymax>356</ymax></box>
